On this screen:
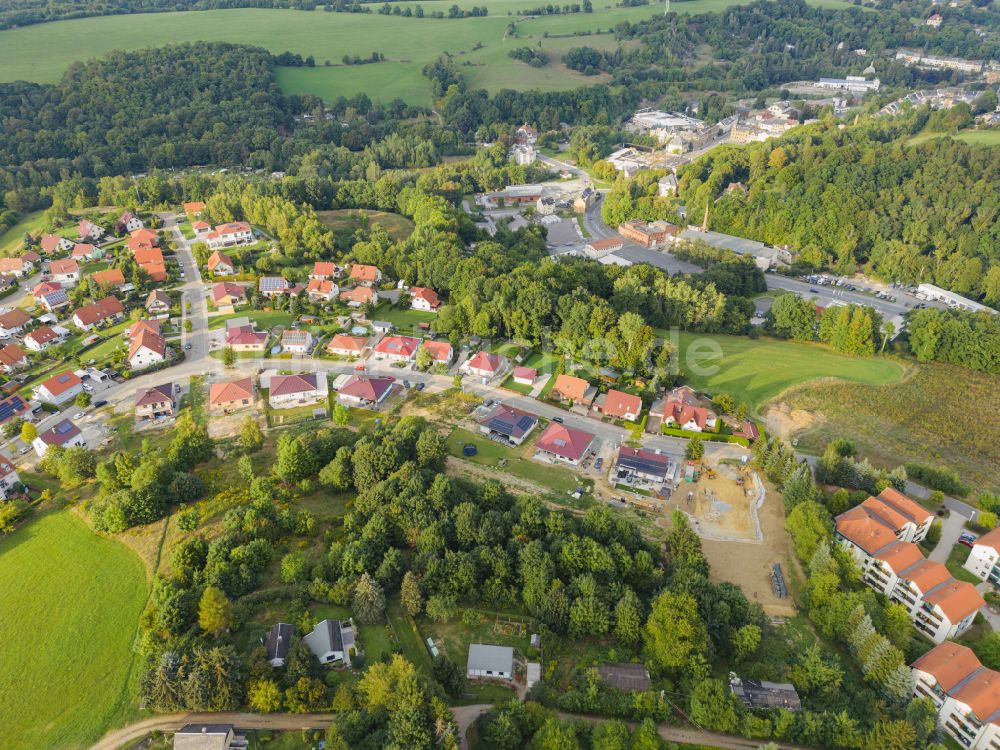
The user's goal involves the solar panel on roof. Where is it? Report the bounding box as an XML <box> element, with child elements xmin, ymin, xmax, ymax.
<box><xmin>516</xmin><ymin>416</ymin><xmax>535</xmax><ymax>430</ymax></box>
<box><xmin>55</xmin><ymin>421</ymin><xmax>74</xmax><ymax>434</ymax></box>
<box><xmin>553</xmin><ymin>438</ymin><xmax>566</xmax><ymax>448</ymax></box>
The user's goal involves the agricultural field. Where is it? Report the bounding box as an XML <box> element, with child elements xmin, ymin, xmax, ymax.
<box><xmin>0</xmin><ymin>512</ymin><xmax>148</xmax><ymax>749</ymax></box>
<box><xmin>0</xmin><ymin>210</ymin><xmax>48</xmax><ymax>256</ymax></box>
<box><xmin>673</xmin><ymin>332</ymin><xmax>904</xmax><ymax>411</ymax></box>
<box><xmin>317</xmin><ymin>209</ymin><xmax>415</xmax><ymax>243</ymax></box>
<box><xmin>0</xmin><ymin>0</ymin><xmax>857</xmax><ymax>104</ymax></box>
<box><xmin>781</xmin><ymin>361</ymin><xmax>1000</xmax><ymax>492</ymax></box>
<box><xmin>909</xmin><ymin>128</ymin><xmax>1000</xmax><ymax>147</ymax></box>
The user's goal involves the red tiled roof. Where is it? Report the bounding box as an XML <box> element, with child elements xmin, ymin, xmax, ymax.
<box><xmin>913</xmin><ymin>642</ymin><xmax>984</xmax><ymax>692</ymax></box>
<box><xmin>210</xmin><ymin>377</ymin><xmax>254</xmax><ymax>406</ymax></box>
<box><xmin>0</xmin><ymin>344</ymin><xmax>27</xmax><ymax>368</ymax></box>
<box><xmin>465</xmin><ymin>351</ymin><xmax>502</xmax><ymax>373</ymax></box>
<box><xmin>129</xmin><ymin>330</ymin><xmax>166</xmax><ymax>360</ymax></box>
<box><xmin>410</xmin><ymin>286</ymin><xmax>440</xmax><ymax>308</ymax></box>
<box><xmin>535</xmin><ymin>422</ymin><xmax>595</xmax><ymax>461</ymax></box>
<box><xmin>339</xmin><ymin>287</ymin><xmax>375</xmax><ymax>305</ymax></box>
<box><xmin>226</xmin><ymin>325</ymin><xmax>267</xmax><ymax>347</ymax></box>
<box><xmin>130</xmin><ymin>228</ymin><xmax>158</xmax><ymax>245</ymax></box>
<box><xmin>208</xmin><ymin>250</ymin><xmax>234</xmax><ymax>271</ymax></box>
<box><xmin>306</xmin><ymin>279</ymin><xmax>336</xmax><ymax>296</ymax></box>
<box><xmin>135</xmin><ymin>383</ymin><xmax>172</xmax><ymax>407</ymax></box>
<box><xmin>26</xmin><ymin>327</ymin><xmax>58</xmax><ymax>346</ymax></box>
<box><xmin>374</xmin><ymin>335</ymin><xmax>420</xmax><ymax>358</ymax></box>
<box><xmin>327</xmin><ymin>334</ymin><xmax>367</xmax><ymax>353</ymax></box>
<box><xmin>74</xmin><ymin>296</ymin><xmax>123</xmax><ymax>325</ymax></box>
<box><xmin>270</xmin><ymin>373</ymin><xmax>319</xmax><ymax>397</ymax></box>
<box><xmin>835</xmin><ymin>504</ymin><xmax>899</xmax><ymax>555</ymax></box>
<box><xmin>92</xmin><ymin>268</ymin><xmax>126</xmax><ymax>287</ymax></box>
<box><xmin>349</xmin><ymin>264</ymin><xmax>380</xmax><ymax>283</ymax></box>
<box><xmin>421</xmin><ymin>340</ymin><xmax>452</xmax><ymax>363</ymax></box>
<box><xmin>134</xmin><ymin>247</ymin><xmax>163</xmax><ymax>266</ymax></box>
<box><xmin>50</xmin><ymin>258</ymin><xmax>79</xmax><ymax>275</ymax></box>
<box><xmin>183</xmin><ymin>201</ymin><xmax>206</xmax><ymax>215</ymax></box>
<box><xmin>899</xmin><ymin>559</ymin><xmax>952</xmax><ymax>594</ymax></box>
<box><xmin>924</xmin><ymin>578</ymin><xmax>985</xmax><ymax>623</ymax></box>
<box><xmin>588</xmin><ymin>237</ymin><xmax>623</xmax><ymax>251</ymax></box>
<box><xmin>128</xmin><ymin>319</ymin><xmax>161</xmax><ymax>339</ymax></box>
<box><xmin>211</xmin><ymin>281</ymin><xmax>246</xmax><ymax>303</ymax></box>
<box><xmin>0</xmin><ymin>309</ymin><xmax>31</xmax><ymax>329</ymax></box>
<box><xmin>877</xmin><ymin>487</ymin><xmax>933</xmax><ymax>525</ymax></box>
<box><xmin>512</xmin><ymin>366</ymin><xmax>536</xmax><ymax>381</ymax></box>
<box><xmin>551</xmin><ymin>374</ymin><xmax>589</xmax><ymax>401</ymax></box>
<box><xmin>975</xmin><ymin>528</ymin><xmax>1000</xmax><ymax>555</ymax></box>
<box><xmin>600</xmin><ymin>389</ymin><xmax>642</xmax><ymax>418</ymax></box>
<box><xmin>71</xmin><ymin>243</ymin><xmax>95</xmax><ymax>258</ymax></box>
<box><xmin>311</xmin><ymin>262</ymin><xmax>337</xmax><ymax>277</ymax></box>
<box><xmin>207</xmin><ymin>221</ymin><xmax>251</xmax><ymax>239</ymax></box>
<box><xmin>338</xmin><ymin>374</ymin><xmax>393</xmax><ymax>402</ymax></box>
<box><xmin>875</xmin><ymin>541</ymin><xmax>924</xmax><ymax>575</ymax></box>
<box><xmin>40</xmin><ymin>370</ymin><xmax>81</xmax><ymax>397</ymax></box>
<box><xmin>39</xmin><ymin>234</ymin><xmax>63</xmax><ymax>254</ymax></box>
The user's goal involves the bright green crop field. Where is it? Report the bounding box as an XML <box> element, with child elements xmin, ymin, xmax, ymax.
<box><xmin>0</xmin><ymin>0</ymin><xmax>858</xmax><ymax>105</ymax></box>
<box><xmin>673</xmin><ymin>332</ymin><xmax>904</xmax><ymax>411</ymax></box>
<box><xmin>0</xmin><ymin>511</ymin><xmax>148</xmax><ymax>749</ymax></box>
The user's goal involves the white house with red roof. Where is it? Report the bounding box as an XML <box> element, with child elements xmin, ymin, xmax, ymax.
<box><xmin>35</xmin><ymin>370</ymin><xmax>83</xmax><ymax>405</ymax></box>
<box><xmin>267</xmin><ymin>372</ymin><xmax>327</xmax><ymax>408</ymax></box>
<box><xmin>34</xmin><ymin>283</ymin><xmax>70</xmax><ymax>313</ymax></box>
<box><xmin>461</xmin><ymin>351</ymin><xmax>508</xmax><ymax>380</ymax></box>
<box><xmin>964</xmin><ymin>528</ymin><xmax>1000</xmax><ymax>585</ymax></box>
<box><xmin>135</xmin><ymin>383</ymin><xmax>175</xmax><ymax>421</ymax></box>
<box><xmin>24</xmin><ymin>326</ymin><xmax>62</xmax><ymax>352</ymax></box>
<box><xmin>327</xmin><ymin>334</ymin><xmax>368</xmax><ymax>358</ymax></box>
<box><xmin>310</xmin><ymin>262</ymin><xmax>341</xmax><ymax>280</ymax></box>
<box><xmin>73</xmin><ymin>296</ymin><xmax>124</xmax><ymax>330</ymax></box>
<box><xmin>71</xmin><ymin>243</ymin><xmax>101</xmax><ymax>261</ymax></box>
<box><xmin>409</xmin><ymin>287</ymin><xmax>441</xmax><ymax>312</ymax></box>
<box><xmin>339</xmin><ymin>286</ymin><xmax>378</xmax><ymax>307</ymax></box>
<box><xmin>349</xmin><ymin>264</ymin><xmax>382</xmax><ymax>287</ymax></box>
<box><xmin>512</xmin><ymin>366</ymin><xmax>536</xmax><ymax>386</ymax></box>
<box><xmin>77</xmin><ymin>219</ymin><xmax>104</xmax><ymax>242</ymax></box>
<box><xmin>912</xmin><ymin>642</ymin><xmax>1000</xmax><ymax>750</ymax></box>
<box><xmin>421</xmin><ymin>340</ymin><xmax>453</xmax><ymax>366</ymax></box>
<box><xmin>32</xmin><ymin>418</ymin><xmax>86</xmax><ymax>457</ymax></box>
<box><xmin>656</xmin><ymin>386</ymin><xmax>717</xmax><ymax>432</ymax></box>
<box><xmin>226</xmin><ymin>325</ymin><xmax>268</xmax><ymax>352</ymax></box>
<box><xmin>40</xmin><ymin>234</ymin><xmax>75</xmax><ymax>254</ymax></box>
<box><xmin>373</xmin><ymin>335</ymin><xmax>421</xmax><ymax>363</ymax></box>
<box><xmin>534</xmin><ymin>422</ymin><xmax>596</xmax><ymax>466</ymax></box>
<box><xmin>306</xmin><ymin>279</ymin><xmax>339</xmax><ymax>302</ymax></box>
<box><xmin>209</xmin><ymin>377</ymin><xmax>255</xmax><ymax>414</ymax></box>
<box><xmin>207</xmin><ymin>250</ymin><xmax>235</xmax><ymax>276</ymax></box>
<box><xmin>835</xmin><ymin>488</ymin><xmax>980</xmax><ymax>643</ymax></box>
<box><xmin>117</xmin><ymin>211</ymin><xmax>144</xmax><ymax>234</ymax></box>
<box><xmin>0</xmin><ymin>453</ymin><xmax>22</xmax><ymax>499</ymax></box>
<box><xmin>337</xmin><ymin>374</ymin><xmax>395</xmax><ymax>408</ymax></box>
<box><xmin>211</xmin><ymin>282</ymin><xmax>247</xmax><ymax>308</ymax></box>
<box><xmin>206</xmin><ymin>221</ymin><xmax>254</xmax><ymax>250</ymax></box>
<box><xmin>592</xmin><ymin>389</ymin><xmax>643</xmax><ymax>422</ymax></box>
<box><xmin>0</xmin><ymin>344</ymin><xmax>29</xmax><ymax>373</ymax></box>
<box><xmin>0</xmin><ymin>309</ymin><xmax>31</xmax><ymax>338</ymax></box>
<box><xmin>0</xmin><ymin>257</ymin><xmax>33</xmax><ymax>278</ymax></box>
<box><xmin>128</xmin><ymin>329</ymin><xmax>167</xmax><ymax>370</ymax></box>
<box><xmin>50</xmin><ymin>258</ymin><xmax>81</xmax><ymax>286</ymax></box>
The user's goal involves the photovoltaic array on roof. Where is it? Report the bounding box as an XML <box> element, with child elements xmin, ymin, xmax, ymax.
<box><xmin>617</xmin><ymin>450</ymin><xmax>668</xmax><ymax>476</ymax></box>
<box><xmin>56</xmin><ymin>421</ymin><xmax>74</xmax><ymax>435</ymax></box>
<box><xmin>0</xmin><ymin>395</ymin><xmax>26</xmax><ymax>423</ymax></box>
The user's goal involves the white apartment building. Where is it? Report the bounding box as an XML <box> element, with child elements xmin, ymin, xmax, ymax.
<box><xmin>835</xmin><ymin>489</ymin><xmax>982</xmax><ymax>643</ymax></box>
<box><xmin>912</xmin><ymin>642</ymin><xmax>1000</xmax><ymax>750</ymax></box>
<box><xmin>965</xmin><ymin>529</ymin><xmax>1000</xmax><ymax>585</ymax></box>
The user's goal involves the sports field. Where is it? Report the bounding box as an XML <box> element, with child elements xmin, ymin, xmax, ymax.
<box><xmin>674</xmin><ymin>332</ymin><xmax>904</xmax><ymax>411</ymax></box>
<box><xmin>0</xmin><ymin>512</ymin><xmax>148</xmax><ymax>749</ymax></box>
<box><xmin>0</xmin><ymin>0</ymin><xmax>857</xmax><ymax>104</ymax></box>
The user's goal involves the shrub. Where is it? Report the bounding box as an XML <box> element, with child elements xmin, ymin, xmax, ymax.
<box><xmin>904</xmin><ymin>462</ymin><xmax>970</xmax><ymax>497</ymax></box>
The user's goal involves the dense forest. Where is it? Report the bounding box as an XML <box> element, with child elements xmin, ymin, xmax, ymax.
<box><xmin>678</xmin><ymin>114</ymin><xmax>1000</xmax><ymax>304</ymax></box>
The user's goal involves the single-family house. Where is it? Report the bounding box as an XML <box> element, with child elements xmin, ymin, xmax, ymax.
<box><xmin>145</xmin><ymin>289</ymin><xmax>172</xmax><ymax>314</ymax></box>
<box><xmin>127</xmin><ymin>319</ymin><xmax>160</xmax><ymax>339</ymax></box>
<box><xmin>303</xmin><ymin>619</ymin><xmax>356</xmax><ymax>666</ymax></box>
<box><xmin>268</xmin><ymin>372</ymin><xmax>327</xmax><ymax>408</ymax></box>
<box><xmin>32</xmin><ymin>418</ymin><xmax>85</xmax><ymax>457</ymax></box>
<box><xmin>280</xmin><ymin>329</ymin><xmax>313</xmax><ymax>354</ymax></box>
<box><xmin>478</xmin><ymin>404</ymin><xmax>538</xmax><ymax>446</ymax></box>
<box><xmin>71</xmin><ymin>242</ymin><xmax>100</xmax><ymax>260</ymax></box>
<box><xmin>467</xmin><ymin>644</ymin><xmax>514</xmax><ymax>680</ymax></box>
<box><xmin>460</xmin><ymin>351</ymin><xmax>508</xmax><ymax>379</ymax></box>
<box><xmin>183</xmin><ymin>201</ymin><xmax>206</xmax><ymax>217</ymax></box>
<box><xmin>349</xmin><ymin>264</ymin><xmax>382</xmax><ymax>287</ymax></box>
<box><xmin>192</xmin><ymin>220</ymin><xmax>211</xmax><ymax>236</ymax></box>
<box><xmin>306</xmin><ymin>278</ymin><xmax>339</xmax><ymax>302</ymax></box>
<box><xmin>339</xmin><ymin>286</ymin><xmax>377</xmax><ymax>307</ymax></box>
<box><xmin>265</xmin><ymin>623</ymin><xmax>294</xmax><ymax>668</ymax></box>
<box><xmin>49</xmin><ymin>258</ymin><xmax>80</xmax><ymax>286</ymax></box>
<box><xmin>207</xmin><ymin>250</ymin><xmax>235</xmax><ymax>276</ymax></box>
<box><xmin>34</xmin><ymin>282</ymin><xmax>69</xmax><ymax>312</ymax></box>
<box><xmin>410</xmin><ymin>287</ymin><xmax>441</xmax><ymax>312</ymax></box>
<box><xmin>0</xmin><ymin>309</ymin><xmax>31</xmax><ymax>338</ymax></box>
<box><xmin>73</xmin><ymin>296</ymin><xmax>124</xmax><ymax>330</ymax></box>
<box><xmin>205</xmin><ymin>221</ymin><xmax>254</xmax><ymax>250</ymax></box>
<box><xmin>373</xmin><ymin>335</ymin><xmax>420</xmax><ymax>362</ymax></box>
<box><xmin>37</xmin><ymin>372</ymin><xmax>83</xmax><ymax>406</ymax></box>
<box><xmin>77</xmin><ymin>219</ymin><xmax>104</xmax><ymax>242</ymax></box>
<box><xmin>0</xmin><ymin>454</ymin><xmax>22</xmax><ymax>500</ymax></box>
<box><xmin>40</xmin><ymin>234</ymin><xmax>75</xmax><ymax>254</ymax></box>
<box><xmin>259</xmin><ymin>276</ymin><xmax>291</xmax><ymax>298</ymax></box>
<box><xmin>911</xmin><ymin>643</ymin><xmax>1000</xmax><ymax>750</ymax></box>
<box><xmin>593</xmin><ymin>389</ymin><xmax>643</xmax><ymax>422</ymax></box>
<box><xmin>172</xmin><ymin>724</ymin><xmax>235</xmax><ymax>750</ymax></box>
<box><xmin>421</xmin><ymin>340</ymin><xmax>453</xmax><ymax>366</ymax></box>
<box><xmin>116</xmin><ymin>211</ymin><xmax>144</xmax><ymax>234</ymax></box>
<box><xmin>729</xmin><ymin>675</ymin><xmax>802</xmax><ymax>711</ymax></box>
<box><xmin>371</xmin><ymin>321</ymin><xmax>393</xmax><ymax>335</ymax></box>
<box><xmin>0</xmin><ymin>257</ymin><xmax>31</xmax><ymax>278</ymax></box>
<box><xmin>597</xmin><ymin>663</ymin><xmax>652</xmax><ymax>693</ymax></box>
<box><xmin>327</xmin><ymin>334</ymin><xmax>368</xmax><ymax>358</ymax></box>
<box><xmin>130</xmin><ymin>227</ymin><xmax>159</xmax><ymax>249</ymax></box>
<box><xmin>614</xmin><ymin>447</ymin><xmax>673</xmax><ymax>487</ymax></box>
<box><xmin>0</xmin><ymin>344</ymin><xmax>29</xmax><ymax>373</ymax></box>
<box><xmin>21</xmin><ymin>250</ymin><xmax>41</xmax><ymax>266</ymax></box>
<box><xmin>0</xmin><ymin>394</ymin><xmax>29</xmax><ymax>428</ymax></box>
<box><xmin>91</xmin><ymin>268</ymin><xmax>127</xmax><ymax>289</ymax></box>
<box><xmin>549</xmin><ymin>374</ymin><xmax>594</xmax><ymax>404</ymax></box>
<box><xmin>135</xmin><ymin>383</ymin><xmax>174</xmax><ymax>421</ymax></box>
<box><xmin>657</xmin><ymin>386</ymin><xmax>717</xmax><ymax>432</ymax></box>
<box><xmin>133</xmin><ymin>247</ymin><xmax>166</xmax><ymax>282</ymax></box>
<box><xmin>225</xmin><ymin>325</ymin><xmax>268</xmax><ymax>352</ymax></box>
<box><xmin>211</xmin><ymin>282</ymin><xmax>246</xmax><ymax>308</ymax></box>
<box><xmin>24</xmin><ymin>326</ymin><xmax>61</xmax><ymax>351</ymax></box>
<box><xmin>209</xmin><ymin>377</ymin><xmax>255</xmax><ymax>414</ymax></box>
<box><xmin>516</xmin><ymin>123</ymin><xmax>538</xmax><ymax>144</ymax></box>
<box><xmin>534</xmin><ymin>422</ymin><xmax>596</xmax><ymax>466</ymax></box>
<box><xmin>337</xmin><ymin>374</ymin><xmax>394</xmax><ymax>407</ymax></box>
<box><xmin>128</xmin><ymin>329</ymin><xmax>167</xmax><ymax>370</ymax></box>
<box><xmin>310</xmin><ymin>261</ymin><xmax>341</xmax><ymax>280</ymax></box>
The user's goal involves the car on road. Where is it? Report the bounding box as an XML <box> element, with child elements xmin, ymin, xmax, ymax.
<box><xmin>19</xmin><ymin>446</ymin><xmax>31</xmax><ymax>455</ymax></box>
<box><xmin>184</xmin><ymin>343</ymin><xmax>192</xmax><ymax>350</ymax></box>
<box><xmin>82</xmin><ymin>383</ymin><xmax>94</xmax><ymax>393</ymax></box>
<box><xmin>552</xmin><ymin>416</ymin><xmax>564</xmax><ymax>423</ymax></box>
<box><xmin>415</xmin><ymin>382</ymin><xmax>425</xmax><ymax>391</ymax></box>
<box><xmin>93</xmin><ymin>400</ymin><xmax>108</xmax><ymax>408</ymax></box>
<box><xmin>809</xmin><ymin>287</ymin><xmax>819</xmax><ymax>293</ymax></box>
<box><xmin>73</xmin><ymin>412</ymin><xmax>85</xmax><ymax>420</ymax></box>
<box><xmin>403</xmin><ymin>380</ymin><xmax>411</xmax><ymax>389</ymax></box>
<box><xmin>594</xmin><ymin>457</ymin><xmax>603</xmax><ymax>470</ymax></box>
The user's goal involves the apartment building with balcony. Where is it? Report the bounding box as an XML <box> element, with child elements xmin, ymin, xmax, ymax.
<box><xmin>965</xmin><ymin>529</ymin><xmax>1000</xmax><ymax>586</ymax></box>
<box><xmin>912</xmin><ymin>642</ymin><xmax>1000</xmax><ymax>750</ymax></box>
<box><xmin>835</xmin><ymin>489</ymin><xmax>982</xmax><ymax>643</ymax></box>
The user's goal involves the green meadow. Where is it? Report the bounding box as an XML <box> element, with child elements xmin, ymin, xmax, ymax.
<box><xmin>0</xmin><ymin>512</ymin><xmax>148</xmax><ymax>749</ymax></box>
<box><xmin>0</xmin><ymin>0</ymin><xmax>858</xmax><ymax>104</ymax></box>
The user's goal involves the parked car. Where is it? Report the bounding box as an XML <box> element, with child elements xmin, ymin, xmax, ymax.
<box><xmin>403</xmin><ymin>380</ymin><xmax>411</xmax><ymax>389</ymax></box>
<box><xmin>73</xmin><ymin>412</ymin><xmax>85</xmax><ymax>420</ymax></box>
<box><xmin>93</xmin><ymin>400</ymin><xmax>108</xmax><ymax>408</ymax></box>
<box><xmin>415</xmin><ymin>382</ymin><xmax>425</xmax><ymax>391</ymax></box>
<box><xmin>552</xmin><ymin>416</ymin><xmax>564</xmax><ymax>423</ymax></box>
<box><xmin>19</xmin><ymin>446</ymin><xmax>31</xmax><ymax>455</ymax></box>
<box><xmin>959</xmin><ymin>532</ymin><xmax>978</xmax><ymax>548</ymax></box>
<box><xmin>82</xmin><ymin>383</ymin><xmax>94</xmax><ymax>393</ymax></box>
<box><xmin>594</xmin><ymin>457</ymin><xmax>604</xmax><ymax>470</ymax></box>
<box><xmin>184</xmin><ymin>343</ymin><xmax>192</xmax><ymax>350</ymax></box>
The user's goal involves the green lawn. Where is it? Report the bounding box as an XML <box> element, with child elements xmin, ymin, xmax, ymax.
<box><xmin>0</xmin><ymin>0</ymin><xmax>857</xmax><ymax>103</ymax></box>
<box><xmin>946</xmin><ymin>543</ymin><xmax>983</xmax><ymax>585</ymax></box>
<box><xmin>909</xmin><ymin>128</ymin><xmax>1000</xmax><ymax>147</ymax></box>
<box><xmin>0</xmin><ymin>209</ymin><xmax>48</xmax><ymax>256</ymax></box>
<box><xmin>372</xmin><ymin>303</ymin><xmax>437</xmax><ymax>331</ymax></box>
<box><xmin>445</xmin><ymin>427</ymin><xmax>583</xmax><ymax>494</ymax></box>
<box><xmin>0</xmin><ymin>512</ymin><xmax>148</xmax><ymax>749</ymax></box>
<box><xmin>670</xmin><ymin>332</ymin><xmax>903</xmax><ymax>412</ymax></box>
<box><xmin>207</xmin><ymin>310</ymin><xmax>295</xmax><ymax>330</ymax></box>
<box><xmin>317</xmin><ymin>209</ymin><xmax>415</xmax><ymax>242</ymax></box>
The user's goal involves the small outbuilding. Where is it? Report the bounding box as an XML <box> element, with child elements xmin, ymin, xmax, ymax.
<box><xmin>597</xmin><ymin>662</ymin><xmax>651</xmax><ymax>692</ymax></box>
<box><xmin>264</xmin><ymin>622</ymin><xmax>294</xmax><ymax>668</ymax></box>
<box><xmin>467</xmin><ymin>643</ymin><xmax>514</xmax><ymax>680</ymax></box>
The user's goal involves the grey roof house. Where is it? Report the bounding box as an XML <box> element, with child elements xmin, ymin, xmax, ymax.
<box><xmin>597</xmin><ymin>662</ymin><xmax>651</xmax><ymax>692</ymax></box>
<box><xmin>264</xmin><ymin>622</ymin><xmax>293</xmax><ymax>668</ymax></box>
<box><xmin>173</xmin><ymin>724</ymin><xmax>241</xmax><ymax>750</ymax></box>
<box><xmin>467</xmin><ymin>643</ymin><xmax>514</xmax><ymax>680</ymax></box>
<box><xmin>729</xmin><ymin>674</ymin><xmax>802</xmax><ymax>711</ymax></box>
<box><xmin>302</xmin><ymin>619</ymin><xmax>356</xmax><ymax>666</ymax></box>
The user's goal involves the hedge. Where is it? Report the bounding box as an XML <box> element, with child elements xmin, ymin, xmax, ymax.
<box><xmin>660</xmin><ymin>425</ymin><xmax>750</xmax><ymax>447</ymax></box>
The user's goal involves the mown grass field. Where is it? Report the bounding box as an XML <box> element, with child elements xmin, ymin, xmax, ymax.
<box><xmin>0</xmin><ymin>209</ymin><xmax>48</xmax><ymax>256</ymax></box>
<box><xmin>0</xmin><ymin>512</ymin><xmax>148</xmax><ymax>749</ymax></box>
<box><xmin>784</xmin><ymin>361</ymin><xmax>1000</xmax><ymax>492</ymax></box>
<box><xmin>909</xmin><ymin>128</ymin><xmax>1000</xmax><ymax>147</ymax></box>
<box><xmin>0</xmin><ymin>0</ymin><xmax>857</xmax><ymax>104</ymax></box>
<box><xmin>317</xmin><ymin>209</ymin><xmax>415</xmax><ymax>242</ymax></box>
<box><xmin>673</xmin><ymin>332</ymin><xmax>904</xmax><ymax>411</ymax></box>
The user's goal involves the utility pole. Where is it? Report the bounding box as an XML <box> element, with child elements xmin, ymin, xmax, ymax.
<box><xmin>664</xmin><ymin>0</ymin><xmax>669</xmax><ymax>15</ymax></box>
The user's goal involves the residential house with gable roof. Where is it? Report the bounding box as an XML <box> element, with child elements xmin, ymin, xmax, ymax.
<box><xmin>593</xmin><ymin>389</ymin><xmax>643</xmax><ymax>422</ymax></box>
<box><xmin>336</xmin><ymin>374</ymin><xmax>395</xmax><ymax>408</ymax></box>
<box><xmin>409</xmin><ymin>287</ymin><xmax>441</xmax><ymax>312</ymax></box>
<box><xmin>478</xmin><ymin>404</ymin><xmax>538</xmax><ymax>446</ymax></box>
<box><xmin>349</xmin><ymin>264</ymin><xmax>382</xmax><ymax>287</ymax></box>
<box><xmin>534</xmin><ymin>422</ymin><xmax>596</xmax><ymax>466</ymax></box>
<box><xmin>0</xmin><ymin>309</ymin><xmax>31</xmax><ymax>339</ymax></box>
<box><xmin>0</xmin><ymin>454</ymin><xmax>22</xmax><ymax>499</ymax></box>
<box><xmin>33</xmin><ymin>418</ymin><xmax>85</xmax><ymax>457</ymax></box>
<box><xmin>209</xmin><ymin>377</ymin><xmax>255</xmax><ymax>414</ymax></box>
<box><xmin>268</xmin><ymin>372</ymin><xmax>327</xmax><ymax>408</ymax></box>
<box><xmin>208</xmin><ymin>250</ymin><xmax>235</xmax><ymax>276</ymax></box>
<box><xmin>135</xmin><ymin>383</ymin><xmax>175</xmax><ymax>421</ymax></box>
<box><xmin>73</xmin><ymin>296</ymin><xmax>124</xmax><ymax>330</ymax></box>
<box><xmin>206</xmin><ymin>221</ymin><xmax>254</xmax><ymax>250</ymax></box>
